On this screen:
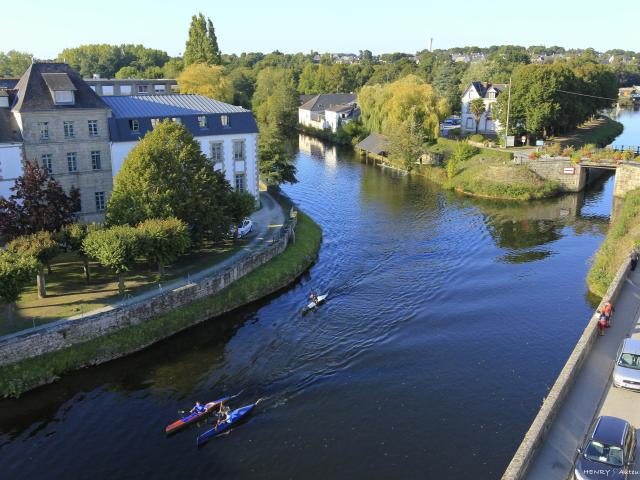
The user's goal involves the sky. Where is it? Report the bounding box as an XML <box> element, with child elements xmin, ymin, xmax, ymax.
<box><xmin>3</xmin><ymin>0</ymin><xmax>639</xmax><ymax>58</ymax></box>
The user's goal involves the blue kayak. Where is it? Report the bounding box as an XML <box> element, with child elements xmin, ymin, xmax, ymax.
<box><xmin>196</xmin><ymin>403</ymin><xmax>256</xmax><ymax>447</ymax></box>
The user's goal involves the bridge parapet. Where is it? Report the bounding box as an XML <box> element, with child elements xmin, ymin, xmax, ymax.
<box><xmin>614</xmin><ymin>162</ymin><xmax>640</xmax><ymax>197</ymax></box>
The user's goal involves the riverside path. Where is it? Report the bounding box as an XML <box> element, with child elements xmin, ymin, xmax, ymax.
<box><xmin>524</xmin><ymin>267</ymin><xmax>640</xmax><ymax>480</ymax></box>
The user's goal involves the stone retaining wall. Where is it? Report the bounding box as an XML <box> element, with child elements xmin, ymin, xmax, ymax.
<box><xmin>501</xmin><ymin>256</ymin><xmax>632</xmax><ymax>480</ymax></box>
<box><xmin>0</xmin><ymin>217</ymin><xmax>298</xmax><ymax>368</ymax></box>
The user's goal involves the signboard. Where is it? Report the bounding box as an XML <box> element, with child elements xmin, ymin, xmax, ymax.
<box><xmin>563</xmin><ymin>167</ymin><xmax>575</xmax><ymax>175</ymax></box>
<box><xmin>536</xmin><ymin>140</ymin><xmax>544</xmax><ymax>146</ymax></box>
<box><xmin>506</xmin><ymin>136</ymin><xmax>515</xmax><ymax>147</ymax></box>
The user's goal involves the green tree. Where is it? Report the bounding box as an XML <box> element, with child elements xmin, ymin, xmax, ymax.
<box><xmin>469</xmin><ymin>98</ymin><xmax>486</xmax><ymax>134</ymax></box>
<box><xmin>177</xmin><ymin>64</ymin><xmax>233</xmax><ymax>102</ymax></box>
<box><xmin>106</xmin><ymin>120</ymin><xmax>232</xmax><ymax>241</ymax></box>
<box><xmin>83</xmin><ymin>226</ymin><xmax>140</xmax><ymax>295</ymax></box>
<box><xmin>60</xmin><ymin>223</ymin><xmax>100</xmax><ymax>284</ymax></box>
<box><xmin>0</xmin><ymin>251</ymin><xmax>38</xmax><ymax>321</ymax></box>
<box><xmin>184</xmin><ymin>13</ymin><xmax>221</xmax><ymax>66</ymax></box>
<box><xmin>0</xmin><ymin>50</ymin><xmax>32</xmax><ymax>76</ymax></box>
<box><xmin>137</xmin><ymin>217</ymin><xmax>191</xmax><ymax>276</ymax></box>
<box><xmin>228</xmin><ymin>192</ymin><xmax>256</xmax><ymax>241</ymax></box>
<box><xmin>258</xmin><ymin>123</ymin><xmax>297</xmax><ymax>185</ymax></box>
<box><xmin>7</xmin><ymin>231</ymin><xmax>59</xmax><ymax>299</ymax></box>
<box><xmin>162</xmin><ymin>58</ymin><xmax>184</xmax><ymax>79</ymax></box>
<box><xmin>388</xmin><ymin>108</ymin><xmax>428</xmax><ymax>171</ymax></box>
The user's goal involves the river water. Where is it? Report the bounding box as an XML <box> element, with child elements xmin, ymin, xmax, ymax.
<box><xmin>0</xmin><ymin>111</ymin><xmax>638</xmax><ymax>480</ymax></box>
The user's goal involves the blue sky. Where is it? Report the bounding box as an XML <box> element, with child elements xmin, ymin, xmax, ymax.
<box><xmin>6</xmin><ymin>0</ymin><xmax>639</xmax><ymax>58</ymax></box>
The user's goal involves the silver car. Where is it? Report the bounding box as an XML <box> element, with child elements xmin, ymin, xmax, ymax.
<box><xmin>613</xmin><ymin>339</ymin><xmax>640</xmax><ymax>391</ymax></box>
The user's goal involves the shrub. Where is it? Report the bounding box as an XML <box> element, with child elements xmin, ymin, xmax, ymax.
<box><xmin>623</xmin><ymin>149</ymin><xmax>635</xmax><ymax>161</ymax></box>
<box><xmin>561</xmin><ymin>146</ymin><xmax>575</xmax><ymax>157</ymax></box>
<box><xmin>468</xmin><ymin>134</ymin><xmax>485</xmax><ymax>143</ymax></box>
<box><xmin>546</xmin><ymin>142</ymin><xmax>562</xmax><ymax>156</ymax></box>
<box><xmin>453</xmin><ymin>142</ymin><xmax>479</xmax><ymax>162</ymax></box>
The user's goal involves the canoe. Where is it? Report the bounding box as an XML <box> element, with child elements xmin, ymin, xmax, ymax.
<box><xmin>196</xmin><ymin>403</ymin><xmax>256</xmax><ymax>447</ymax></box>
<box><xmin>165</xmin><ymin>395</ymin><xmax>231</xmax><ymax>435</ymax></box>
<box><xmin>304</xmin><ymin>294</ymin><xmax>328</xmax><ymax>312</ymax></box>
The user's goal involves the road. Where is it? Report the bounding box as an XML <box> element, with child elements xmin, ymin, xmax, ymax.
<box><xmin>525</xmin><ymin>266</ymin><xmax>640</xmax><ymax>480</ymax></box>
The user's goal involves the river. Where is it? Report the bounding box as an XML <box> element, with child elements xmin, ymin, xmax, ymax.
<box><xmin>0</xmin><ymin>110</ymin><xmax>638</xmax><ymax>480</ymax></box>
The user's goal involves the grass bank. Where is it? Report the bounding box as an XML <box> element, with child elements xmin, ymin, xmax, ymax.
<box><xmin>0</xmin><ymin>211</ymin><xmax>322</xmax><ymax>398</ymax></box>
<box><xmin>587</xmin><ymin>189</ymin><xmax>640</xmax><ymax>297</ymax></box>
<box><xmin>554</xmin><ymin>116</ymin><xmax>624</xmax><ymax>148</ymax></box>
<box><xmin>410</xmin><ymin>139</ymin><xmax>561</xmax><ymax>201</ymax></box>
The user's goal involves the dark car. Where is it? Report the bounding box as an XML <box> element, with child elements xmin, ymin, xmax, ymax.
<box><xmin>574</xmin><ymin>416</ymin><xmax>636</xmax><ymax>480</ymax></box>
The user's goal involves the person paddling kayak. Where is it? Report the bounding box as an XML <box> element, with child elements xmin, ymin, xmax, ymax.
<box><xmin>309</xmin><ymin>291</ymin><xmax>319</xmax><ymax>305</ymax></box>
<box><xmin>190</xmin><ymin>402</ymin><xmax>206</xmax><ymax>414</ymax></box>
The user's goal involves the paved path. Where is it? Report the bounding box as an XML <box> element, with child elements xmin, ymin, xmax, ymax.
<box><xmin>525</xmin><ymin>267</ymin><xmax>640</xmax><ymax>480</ymax></box>
<box><xmin>64</xmin><ymin>191</ymin><xmax>286</xmax><ymax>319</ymax></box>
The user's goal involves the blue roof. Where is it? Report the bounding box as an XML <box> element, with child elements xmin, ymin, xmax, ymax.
<box><xmin>104</xmin><ymin>94</ymin><xmax>259</xmax><ymax>142</ymax></box>
<box><xmin>103</xmin><ymin>94</ymin><xmax>248</xmax><ymax>118</ymax></box>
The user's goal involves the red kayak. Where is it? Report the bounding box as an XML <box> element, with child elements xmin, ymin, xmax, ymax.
<box><xmin>165</xmin><ymin>396</ymin><xmax>231</xmax><ymax>435</ymax></box>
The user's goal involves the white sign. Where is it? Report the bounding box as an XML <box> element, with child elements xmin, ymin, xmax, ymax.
<box><xmin>563</xmin><ymin>167</ymin><xmax>575</xmax><ymax>175</ymax></box>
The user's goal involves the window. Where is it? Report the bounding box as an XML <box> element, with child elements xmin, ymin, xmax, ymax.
<box><xmin>54</xmin><ymin>91</ymin><xmax>74</xmax><ymax>104</ymax></box>
<box><xmin>95</xmin><ymin>192</ymin><xmax>106</xmax><ymax>212</ymax></box>
<box><xmin>67</xmin><ymin>152</ymin><xmax>78</xmax><ymax>172</ymax></box>
<box><xmin>488</xmin><ymin>91</ymin><xmax>496</xmax><ymax>99</ymax></box>
<box><xmin>41</xmin><ymin>154</ymin><xmax>53</xmax><ymax>174</ymax></box>
<box><xmin>211</xmin><ymin>142</ymin><xmax>223</xmax><ymax>162</ymax></box>
<box><xmin>38</xmin><ymin>122</ymin><xmax>49</xmax><ymax>140</ymax></box>
<box><xmin>137</xmin><ymin>85</ymin><xmax>148</xmax><ymax>94</ymax></box>
<box><xmin>91</xmin><ymin>150</ymin><xmax>101</xmax><ymax>170</ymax></box>
<box><xmin>120</xmin><ymin>85</ymin><xmax>132</xmax><ymax>95</ymax></box>
<box><xmin>198</xmin><ymin>115</ymin><xmax>208</xmax><ymax>129</ymax></box>
<box><xmin>102</xmin><ymin>85</ymin><xmax>114</xmax><ymax>96</ymax></box>
<box><xmin>129</xmin><ymin>119</ymin><xmax>140</xmax><ymax>133</ymax></box>
<box><xmin>235</xmin><ymin>174</ymin><xmax>246</xmax><ymax>193</ymax></box>
<box><xmin>232</xmin><ymin>140</ymin><xmax>245</xmax><ymax>161</ymax></box>
<box><xmin>221</xmin><ymin>115</ymin><xmax>229</xmax><ymax>127</ymax></box>
<box><xmin>171</xmin><ymin>117</ymin><xmax>182</xmax><ymax>125</ymax></box>
<box><xmin>63</xmin><ymin>121</ymin><xmax>75</xmax><ymax>138</ymax></box>
<box><xmin>88</xmin><ymin>120</ymin><xmax>99</xmax><ymax>137</ymax></box>
<box><xmin>154</xmin><ymin>84</ymin><xmax>166</xmax><ymax>93</ymax></box>
<box><xmin>151</xmin><ymin>118</ymin><xmax>161</xmax><ymax>128</ymax></box>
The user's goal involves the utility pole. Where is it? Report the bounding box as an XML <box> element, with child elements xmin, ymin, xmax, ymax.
<box><xmin>430</xmin><ymin>38</ymin><xmax>433</xmax><ymax>52</ymax></box>
<box><xmin>504</xmin><ymin>76</ymin><xmax>512</xmax><ymax>148</ymax></box>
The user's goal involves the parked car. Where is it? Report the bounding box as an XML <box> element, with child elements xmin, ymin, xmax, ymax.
<box><xmin>613</xmin><ymin>339</ymin><xmax>640</xmax><ymax>391</ymax></box>
<box><xmin>574</xmin><ymin>415</ymin><xmax>636</xmax><ymax>480</ymax></box>
<box><xmin>230</xmin><ymin>218</ymin><xmax>253</xmax><ymax>239</ymax></box>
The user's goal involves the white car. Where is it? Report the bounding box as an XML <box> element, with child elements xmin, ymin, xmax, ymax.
<box><xmin>613</xmin><ymin>338</ymin><xmax>640</xmax><ymax>390</ymax></box>
<box><xmin>231</xmin><ymin>218</ymin><xmax>253</xmax><ymax>239</ymax></box>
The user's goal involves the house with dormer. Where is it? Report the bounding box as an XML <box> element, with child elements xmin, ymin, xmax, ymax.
<box><xmin>460</xmin><ymin>82</ymin><xmax>508</xmax><ymax>135</ymax></box>
<box><xmin>298</xmin><ymin>93</ymin><xmax>359</xmax><ymax>133</ymax></box>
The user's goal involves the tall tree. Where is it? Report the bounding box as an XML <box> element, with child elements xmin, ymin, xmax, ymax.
<box><xmin>106</xmin><ymin>120</ymin><xmax>232</xmax><ymax>241</ymax></box>
<box><xmin>177</xmin><ymin>64</ymin><xmax>233</xmax><ymax>102</ymax></box>
<box><xmin>0</xmin><ymin>251</ymin><xmax>38</xmax><ymax>322</ymax></box>
<box><xmin>0</xmin><ymin>160</ymin><xmax>79</xmax><ymax>239</ymax></box>
<box><xmin>469</xmin><ymin>98</ymin><xmax>486</xmax><ymax>134</ymax></box>
<box><xmin>0</xmin><ymin>50</ymin><xmax>32</xmax><ymax>77</ymax></box>
<box><xmin>184</xmin><ymin>14</ymin><xmax>221</xmax><ymax>66</ymax></box>
<box><xmin>7</xmin><ymin>231</ymin><xmax>59</xmax><ymax>299</ymax></box>
<box><xmin>227</xmin><ymin>192</ymin><xmax>256</xmax><ymax>242</ymax></box>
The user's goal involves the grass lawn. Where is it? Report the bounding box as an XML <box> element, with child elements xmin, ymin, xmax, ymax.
<box><xmin>552</xmin><ymin>116</ymin><xmax>624</xmax><ymax>148</ymax></box>
<box><xmin>415</xmin><ymin>138</ymin><xmax>561</xmax><ymax>200</ymax></box>
<box><xmin>1</xmin><ymin>239</ymin><xmax>245</xmax><ymax>335</ymax></box>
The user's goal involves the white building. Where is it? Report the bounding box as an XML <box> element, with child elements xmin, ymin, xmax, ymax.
<box><xmin>0</xmin><ymin>92</ymin><xmax>24</xmax><ymax>199</ymax></box>
<box><xmin>103</xmin><ymin>94</ymin><xmax>260</xmax><ymax>202</ymax></box>
<box><xmin>298</xmin><ymin>93</ymin><xmax>359</xmax><ymax>133</ymax></box>
<box><xmin>460</xmin><ymin>82</ymin><xmax>508</xmax><ymax>135</ymax></box>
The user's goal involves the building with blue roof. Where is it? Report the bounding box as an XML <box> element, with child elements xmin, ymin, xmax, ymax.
<box><xmin>104</xmin><ymin>94</ymin><xmax>260</xmax><ymax>201</ymax></box>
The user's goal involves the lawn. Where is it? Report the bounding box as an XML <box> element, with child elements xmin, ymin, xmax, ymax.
<box><xmin>553</xmin><ymin>116</ymin><xmax>624</xmax><ymax>148</ymax></box>
<box><xmin>1</xmin><ymin>238</ymin><xmax>244</xmax><ymax>335</ymax></box>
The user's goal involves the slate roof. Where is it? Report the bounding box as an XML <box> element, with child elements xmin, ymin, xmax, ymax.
<box><xmin>41</xmin><ymin>73</ymin><xmax>77</xmax><ymax>91</ymax></box>
<box><xmin>355</xmin><ymin>133</ymin><xmax>389</xmax><ymax>155</ymax></box>
<box><xmin>103</xmin><ymin>94</ymin><xmax>248</xmax><ymax>118</ymax></box>
<box><xmin>12</xmin><ymin>62</ymin><xmax>108</xmax><ymax>112</ymax></box>
<box><xmin>0</xmin><ymin>108</ymin><xmax>22</xmax><ymax>143</ymax></box>
<box><xmin>468</xmin><ymin>82</ymin><xmax>509</xmax><ymax>98</ymax></box>
<box><xmin>300</xmin><ymin>93</ymin><xmax>357</xmax><ymax>112</ymax></box>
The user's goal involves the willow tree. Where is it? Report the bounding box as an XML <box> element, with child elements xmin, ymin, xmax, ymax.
<box><xmin>359</xmin><ymin>75</ymin><xmax>448</xmax><ymax>167</ymax></box>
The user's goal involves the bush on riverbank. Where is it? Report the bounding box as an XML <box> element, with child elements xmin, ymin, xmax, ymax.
<box><xmin>0</xmin><ymin>211</ymin><xmax>322</xmax><ymax>397</ymax></box>
<box><xmin>588</xmin><ymin>188</ymin><xmax>640</xmax><ymax>297</ymax></box>
<box><xmin>298</xmin><ymin>122</ymin><xmax>368</xmax><ymax>146</ymax></box>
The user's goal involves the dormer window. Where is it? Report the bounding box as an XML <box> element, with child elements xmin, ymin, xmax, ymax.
<box><xmin>42</xmin><ymin>73</ymin><xmax>77</xmax><ymax>105</ymax></box>
<box><xmin>221</xmin><ymin>115</ymin><xmax>229</xmax><ymax>127</ymax></box>
<box><xmin>487</xmin><ymin>91</ymin><xmax>496</xmax><ymax>99</ymax></box>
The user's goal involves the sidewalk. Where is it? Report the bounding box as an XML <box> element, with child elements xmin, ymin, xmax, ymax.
<box><xmin>524</xmin><ymin>267</ymin><xmax>640</xmax><ymax>480</ymax></box>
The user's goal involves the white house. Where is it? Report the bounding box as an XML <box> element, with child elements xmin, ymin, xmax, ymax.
<box><xmin>298</xmin><ymin>93</ymin><xmax>359</xmax><ymax>133</ymax></box>
<box><xmin>460</xmin><ymin>82</ymin><xmax>508</xmax><ymax>135</ymax></box>
<box><xmin>103</xmin><ymin>94</ymin><xmax>260</xmax><ymax>203</ymax></box>
<box><xmin>0</xmin><ymin>97</ymin><xmax>23</xmax><ymax>199</ymax></box>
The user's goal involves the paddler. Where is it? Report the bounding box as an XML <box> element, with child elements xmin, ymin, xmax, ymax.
<box><xmin>309</xmin><ymin>291</ymin><xmax>319</xmax><ymax>304</ymax></box>
<box><xmin>190</xmin><ymin>401</ymin><xmax>206</xmax><ymax>414</ymax></box>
